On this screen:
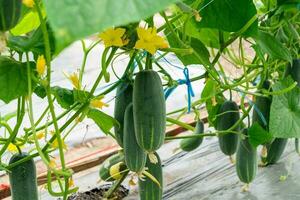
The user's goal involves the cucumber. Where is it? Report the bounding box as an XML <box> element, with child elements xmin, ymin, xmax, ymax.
<box><xmin>236</xmin><ymin>129</ymin><xmax>257</xmax><ymax>184</ymax></box>
<box><xmin>124</xmin><ymin>103</ymin><xmax>147</xmax><ymax>172</ymax></box>
<box><xmin>99</xmin><ymin>153</ymin><xmax>125</xmax><ymax>182</ymax></box>
<box><xmin>285</xmin><ymin>59</ymin><xmax>300</xmax><ymax>86</ymax></box>
<box><xmin>138</xmin><ymin>152</ymin><xmax>163</xmax><ymax>200</ymax></box>
<box><xmin>0</xmin><ymin>0</ymin><xmax>21</xmax><ymax>31</ymax></box>
<box><xmin>264</xmin><ymin>138</ymin><xmax>288</xmax><ymax>165</ymax></box>
<box><xmin>133</xmin><ymin>70</ymin><xmax>166</xmax><ymax>152</ymax></box>
<box><xmin>180</xmin><ymin>119</ymin><xmax>204</xmax><ymax>152</ymax></box>
<box><xmin>8</xmin><ymin>153</ymin><xmax>38</xmax><ymax>200</ymax></box>
<box><xmin>252</xmin><ymin>80</ymin><xmax>272</xmax><ymax>130</ymax></box>
<box><xmin>114</xmin><ymin>82</ymin><xmax>133</xmax><ymax>147</ymax></box>
<box><xmin>216</xmin><ymin>100</ymin><xmax>240</xmax><ymax>156</ymax></box>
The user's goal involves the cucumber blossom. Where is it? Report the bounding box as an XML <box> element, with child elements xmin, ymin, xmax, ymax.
<box><xmin>8</xmin><ymin>153</ymin><xmax>38</xmax><ymax>200</ymax></box>
<box><xmin>114</xmin><ymin>82</ymin><xmax>133</xmax><ymax>147</ymax></box>
<box><xmin>180</xmin><ymin>119</ymin><xmax>204</xmax><ymax>152</ymax></box>
<box><xmin>124</xmin><ymin>103</ymin><xmax>147</xmax><ymax>173</ymax></box>
<box><xmin>216</xmin><ymin>100</ymin><xmax>240</xmax><ymax>156</ymax></box>
<box><xmin>236</xmin><ymin>129</ymin><xmax>257</xmax><ymax>184</ymax></box>
<box><xmin>133</xmin><ymin>70</ymin><xmax>166</xmax><ymax>152</ymax></box>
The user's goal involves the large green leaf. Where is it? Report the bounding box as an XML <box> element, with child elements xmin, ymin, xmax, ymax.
<box><xmin>0</xmin><ymin>57</ymin><xmax>33</xmax><ymax>103</ymax></box>
<box><xmin>254</xmin><ymin>31</ymin><xmax>292</xmax><ymax>62</ymax></box>
<box><xmin>195</xmin><ymin>0</ymin><xmax>258</xmax><ymax>36</ymax></box>
<box><xmin>87</xmin><ymin>108</ymin><xmax>119</xmax><ymax>135</ymax></box>
<box><xmin>269</xmin><ymin>77</ymin><xmax>300</xmax><ymax>138</ymax></box>
<box><xmin>248</xmin><ymin>122</ymin><xmax>273</xmax><ymax>147</ymax></box>
<box><xmin>43</xmin><ymin>0</ymin><xmax>179</xmax><ymax>52</ymax></box>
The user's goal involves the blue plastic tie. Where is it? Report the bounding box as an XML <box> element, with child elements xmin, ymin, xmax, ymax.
<box><xmin>183</xmin><ymin>67</ymin><xmax>195</xmax><ymax>113</ymax></box>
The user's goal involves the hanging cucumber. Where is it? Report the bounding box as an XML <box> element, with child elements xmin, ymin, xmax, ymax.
<box><xmin>8</xmin><ymin>153</ymin><xmax>38</xmax><ymax>200</ymax></box>
<box><xmin>114</xmin><ymin>82</ymin><xmax>133</xmax><ymax>147</ymax></box>
<box><xmin>138</xmin><ymin>152</ymin><xmax>163</xmax><ymax>200</ymax></box>
<box><xmin>99</xmin><ymin>153</ymin><xmax>125</xmax><ymax>182</ymax></box>
<box><xmin>285</xmin><ymin>59</ymin><xmax>300</xmax><ymax>86</ymax></box>
<box><xmin>263</xmin><ymin>138</ymin><xmax>288</xmax><ymax>165</ymax></box>
<box><xmin>295</xmin><ymin>138</ymin><xmax>300</xmax><ymax>155</ymax></box>
<box><xmin>216</xmin><ymin>100</ymin><xmax>240</xmax><ymax>156</ymax></box>
<box><xmin>236</xmin><ymin>129</ymin><xmax>257</xmax><ymax>184</ymax></box>
<box><xmin>252</xmin><ymin>80</ymin><xmax>272</xmax><ymax>130</ymax></box>
<box><xmin>180</xmin><ymin>119</ymin><xmax>204</xmax><ymax>152</ymax></box>
<box><xmin>133</xmin><ymin>70</ymin><xmax>166</xmax><ymax>153</ymax></box>
<box><xmin>0</xmin><ymin>0</ymin><xmax>21</xmax><ymax>31</ymax></box>
<box><xmin>124</xmin><ymin>103</ymin><xmax>147</xmax><ymax>173</ymax></box>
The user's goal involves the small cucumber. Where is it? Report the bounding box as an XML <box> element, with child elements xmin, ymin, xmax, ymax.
<box><xmin>8</xmin><ymin>153</ymin><xmax>38</xmax><ymax>200</ymax></box>
<box><xmin>236</xmin><ymin>129</ymin><xmax>257</xmax><ymax>184</ymax></box>
<box><xmin>114</xmin><ymin>82</ymin><xmax>133</xmax><ymax>147</ymax></box>
<box><xmin>216</xmin><ymin>100</ymin><xmax>240</xmax><ymax>156</ymax></box>
<box><xmin>124</xmin><ymin>103</ymin><xmax>147</xmax><ymax>172</ymax></box>
<box><xmin>139</xmin><ymin>152</ymin><xmax>163</xmax><ymax>200</ymax></box>
<box><xmin>252</xmin><ymin>80</ymin><xmax>272</xmax><ymax>130</ymax></box>
<box><xmin>264</xmin><ymin>138</ymin><xmax>288</xmax><ymax>165</ymax></box>
<box><xmin>99</xmin><ymin>153</ymin><xmax>125</xmax><ymax>182</ymax></box>
<box><xmin>0</xmin><ymin>0</ymin><xmax>21</xmax><ymax>31</ymax></box>
<box><xmin>180</xmin><ymin>119</ymin><xmax>204</xmax><ymax>152</ymax></box>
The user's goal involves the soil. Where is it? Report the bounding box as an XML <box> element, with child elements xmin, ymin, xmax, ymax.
<box><xmin>65</xmin><ymin>184</ymin><xmax>129</xmax><ymax>200</ymax></box>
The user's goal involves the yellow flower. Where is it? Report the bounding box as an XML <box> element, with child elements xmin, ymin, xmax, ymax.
<box><xmin>90</xmin><ymin>96</ymin><xmax>108</xmax><ymax>109</ymax></box>
<box><xmin>36</xmin><ymin>131</ymin><xmax>45</xmax><ymax>140</ymax></box>
<box><xmin>68</xmin><ymin>178</ymin><xmax>75</xmax><ymax>187</ymax></box>
<box><xmin>22</xmin><ymin>0</ymin><xmax>34</xmax><ymax>8</ymax></box>
<box><xmin>135</xmin><ymin>27</ymin><xmax>168</xmax><ymax>54</ymax></box>
<box><xmin>7</xmin><ymin>143</ymin><xmax>19</xmax><ymax>153</ymax></box>
<box><xmin>99</xmin><ymin>28</ymin><xmax>126</xmax><ymax>48</ymax></box>
<box><xmin>51</xmin><ymin>138</ymin><xmax>67</xmax><ymax>150</ymax></box>
<box><xmin>49</xmin><ymin>159</ymin><xmax>57</xmax><ymax>168</ymax></box>
<box><xmin>66</xmin><ymin>72</ymin><xmax>80</xmax><ymax>89</ymax></box>
<box><xmin>36</xmin><ymin>55</ymin><xmax>46</xmax><ymax>76</ymax></box>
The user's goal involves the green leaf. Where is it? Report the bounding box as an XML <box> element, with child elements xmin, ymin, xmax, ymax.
<box><xmin>87</xmin><ymin>108</ymin><xmax>119</xmax><ymax>135</ymax></box>
<box><xmin>254</xmin><ymin>31</ymin><xmax>292</xmax><ymax>63</ymax></box>
<box><xmin>201</xmin><ymin>79</ymin><xmax>218</xmax><ymax>100</ymax></box>
<box><xmin>0</xmin><ymin>57</ymin><xmax>34</xmax><ymax>103</ymax></box>
<box><xmin>269</xmin><ymin>77</ymin><xmax>300</xmax><ymax>138</ymax></box>
<box><xmin>248</xmin><ymin>122</ymin><xmax>273</xmax><ymax>147</ymax></box>
<box><xmin>165</xmin><ymin>27</ymin><xmax>210</xmax><ymax>65</ymax></box>
<box><xmin>8</xmin><ymin>24</ymin><xmax>56</xmax><ymax>56</ymax></box>
<box><xmin>196</xmin><ymin>0</ymin><xmax>258</xmax><ymax>36</ymax></box>
<box><xmin>51</xmin><ymin>86</ymin><xmax>74</xmax><ymax>109</ymax></box>
<box><xmin>43</xmin><ymin>0</ymin><xmax>179</xmax><ymax>52</ymax></box>
<box><xmin>10</xmin><ymin>11</ymin><xmax>41</xmax><ymax>36</ymax></box>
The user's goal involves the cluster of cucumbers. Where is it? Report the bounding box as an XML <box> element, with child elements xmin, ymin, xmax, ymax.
<box><xmin>100</xmin><ymin>69</ymin><xmax>165</xmax><ymax>199</ymax></box>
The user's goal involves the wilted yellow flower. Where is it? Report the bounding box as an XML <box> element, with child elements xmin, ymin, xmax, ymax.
<box><xmin>99</xmin><ymin>28</ymin><xmax>127</xmax><ymax>48</ymax></box>
<box><xmin>90</xmin><ymin>96</ymin><xmax>108</xmax><ymax>109</ymax></box>
<box><xmin>135</xmin><ymin>27</ymin><xmax>168</xmax><ymax>54</ymax></box>
<box><xmin>51</xmin><ymin>138</ymin><xmax>67</xmax><ymax>150</ymax></box>
<box><xmin>68</xmin><ymin>178</ymin><xmax>75</xmax><ymax>187</ymax></box>
<box><xmin>49</xmin><ymin>159</ymin><xmax>57</xmax><ymax>168</ymax></box>
<box><xmin>22</xmin><ymin>0</ymin><xmax>34</xmax><ymax>8</ymax></box>
<box><xmin>65</xmin><ymin>72</ymin><xmax>80</xmax><ymax>89</ymax></box>
<box><xmin>36</xmin><ymin>55</ymin><xmax>46</xmax><ymax>76</ymax></box>
<box><xmin>36</xmin><ymin>131</ymin><xmax>45</xmax><ymax>140</ymax></box>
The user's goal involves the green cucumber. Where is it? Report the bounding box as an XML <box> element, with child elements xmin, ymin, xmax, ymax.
<box><xmin>264</xmin><ymin>138</ymin><xmax>288</xmax><ymax>165</ymax></box>
<box><xmin>124</xmin><ymin>103</ymin><xmax>147</xmax><ymax>172</ymax></box>
<box><xmin>139</xmin><ymin>152</ymin><xmax>163</xmax><ymax>200</ymax></box>
<box><xmin>285</xmin><ymin>59</ymin><xmax>300</xmax><ymax>86</ymax></box>
<box><xmin>114</xmin><ymin>82</ymin><xmax>133</xmax><ymax>147</ymax></box>
<box><xmin>252</xmin><ymin>80</ymin><xmax>272</xmax><ymax>130</ymax></box>
<box><xmin>236</xmin><ymin>129</ymin><xmax>257</xmax><ymax>184</ymax></box>
<box><xmin>0</xmin><ymin>0</ymin><xmax>21</xmax><ymax>31</ymax></box>
<box><xmin>99</xmin><ymin>153</ymin><xmax>125</xmax><ymax>182</ymax></box>
<box><xmin>180</xmin><ymin>119</ymin><xmax>204</xmax><ymax>152</ymax></box>
<box><xmin>216</xmin><ymin>100</ymin><xmax>240</xmax><ymax>156</ymax></box>
<box><xmin>133</xmin><ymin>70</ymin><xmax>166</xmax><ymax>152</ymax></box>
<box><xmin>8</xmin><ymin>153</ymin><xmax>38</xmax><ymax>200</ymax></box>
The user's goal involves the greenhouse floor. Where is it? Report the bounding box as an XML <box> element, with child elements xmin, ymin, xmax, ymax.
<box><xmin>38</xmin><ymin>134</ymin><xmax>300</xmax><ymax>200</ymax></box>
